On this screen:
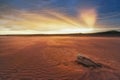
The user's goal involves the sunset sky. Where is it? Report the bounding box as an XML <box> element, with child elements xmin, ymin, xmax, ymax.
<box><xmin>0</xmin><ymin>0</ymin><xmax>120</xmax><ymax>34</ymax></box>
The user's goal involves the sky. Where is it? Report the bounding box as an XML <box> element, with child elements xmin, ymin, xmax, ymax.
<box><xmin>0</xmin><ymin>0</ymin><xmax>120</xmax><ymax>34</ymax></box>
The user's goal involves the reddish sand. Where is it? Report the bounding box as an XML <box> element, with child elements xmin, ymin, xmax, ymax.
<box><xmin>0</xmin><ymin>36</ymin><xmax>120</xmax><ymax>80</ymax></box>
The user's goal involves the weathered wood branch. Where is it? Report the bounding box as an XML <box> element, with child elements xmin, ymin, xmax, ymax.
<box><xmin>76</xmin><ymin>55</ymin><xmax>102</xmax><ymax>68</ymax></box>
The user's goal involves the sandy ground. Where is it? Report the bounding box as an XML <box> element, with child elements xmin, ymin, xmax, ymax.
<box><xmin>0</xmin><ymin>36</ymin><xmax>120</xmax><ymax>80</ymax></box>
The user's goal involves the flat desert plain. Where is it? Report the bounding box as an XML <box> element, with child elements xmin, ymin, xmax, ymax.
<box><xmin>0</xmin><ymin>36</ymin><xmax>120</xmax><ymax>80</ymax></box>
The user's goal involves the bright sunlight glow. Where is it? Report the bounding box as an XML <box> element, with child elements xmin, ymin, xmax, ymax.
<box><xmin>0</xmin><ymin>8</ymin><xmax>97</xmax><ymax>35</ymax></box>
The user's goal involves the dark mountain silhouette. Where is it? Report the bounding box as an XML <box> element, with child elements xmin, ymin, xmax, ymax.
<box><xmin>89</xmin><ymin>30</ymin><xmax>120</xmax><ymax>34</ymax></box>
<box><xmin>84</xmin><ymin>30</ymin><xmax>120</xmax><ymax>37</ymax></box>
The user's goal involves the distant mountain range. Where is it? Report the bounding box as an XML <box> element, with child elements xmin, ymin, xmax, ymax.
<box><xmin>80</xmin><ymin>30</ymin><xmax>120</xmax><ymax>37</ymax></box>
<box><xmin>1</xmin><ymin>30</ymin><xmax>120</xmax><ymax>37</ymax></box>
<box><xmin>37</xmin><ymin>30</ymin><xmax>120</xmax><ymax>37</ymax></box>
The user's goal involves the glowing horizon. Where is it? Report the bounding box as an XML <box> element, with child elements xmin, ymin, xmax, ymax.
<box><xmin>0</xmin><ymin>28</ymin><xmax>95</xmax><ymax>35</ymax></box>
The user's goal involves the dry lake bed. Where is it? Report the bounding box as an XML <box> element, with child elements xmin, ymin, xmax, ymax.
<box><xmin>0</xmin><ymin>36</ymin><xmax>120</xmax><ymax>80</ymax></box>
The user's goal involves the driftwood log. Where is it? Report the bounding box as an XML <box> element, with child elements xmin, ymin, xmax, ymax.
<box><xmin>76</xmin><ymin>55</ymin><xmax>102</xmax><ymax>68</ymax></box>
